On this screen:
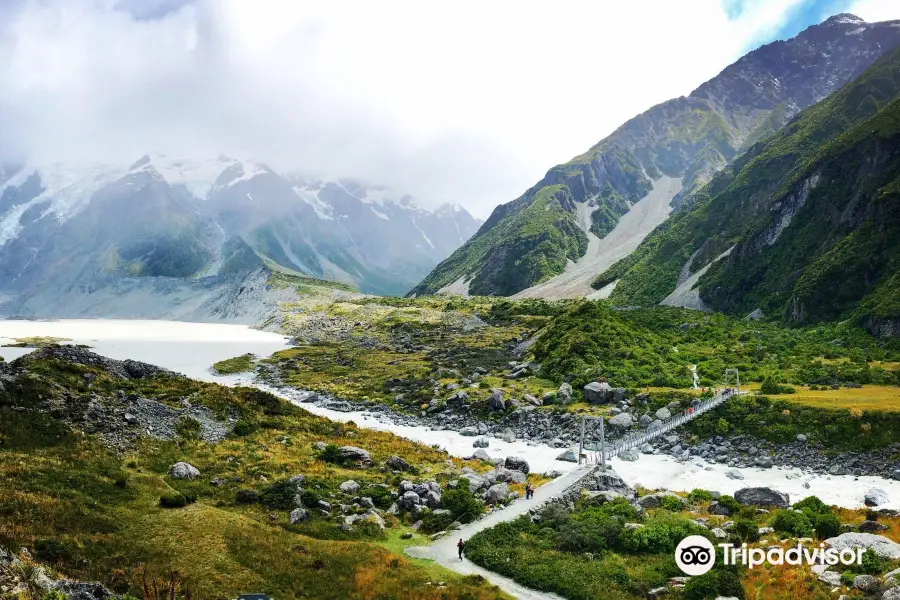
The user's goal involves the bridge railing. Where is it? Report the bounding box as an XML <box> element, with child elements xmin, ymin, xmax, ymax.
<box><xmin>598</xmin><ymin>389</ymin><xmax>734</xmax><ymax>462</ymax></box>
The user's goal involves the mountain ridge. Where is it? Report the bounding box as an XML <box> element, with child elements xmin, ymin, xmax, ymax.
<box><xmin>409</xmin><ymin>13</ymin><xmax>900</xmax><ymax>299</ymax></box>
<box><xmin>0</xmin><ymin>154</ymin><xmax>482</xmax><ymax>313</ymax></box>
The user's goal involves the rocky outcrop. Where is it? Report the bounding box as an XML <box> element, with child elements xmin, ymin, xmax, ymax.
<box><xmin>734</xmin><ymin>487</ymin><xmax>789</xmax><ymax>508</ymax></box>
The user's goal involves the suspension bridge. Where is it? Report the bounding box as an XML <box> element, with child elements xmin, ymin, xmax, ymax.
<box><xmin>578</xmin><ymin>368</ymin><xmax>741</xmax><ymax>468</ymax></box>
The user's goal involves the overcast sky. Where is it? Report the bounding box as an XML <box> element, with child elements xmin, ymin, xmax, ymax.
<box><xmin>1</xmin><ymin>0</ymin><xmax>899</xmax><ymax>216</ymax></box>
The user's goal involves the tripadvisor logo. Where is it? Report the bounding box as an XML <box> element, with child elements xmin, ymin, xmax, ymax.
<box><xmin>675</xmin><ymin>535</ymin><xmax>866</xmax><ymax>575</ymax></box>
<box><xmin>675</xmin><ymin>536</ymin><xmax>716</xmax><ymax>575</ymax></box>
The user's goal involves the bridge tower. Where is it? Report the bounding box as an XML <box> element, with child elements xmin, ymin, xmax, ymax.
<box><xmin>724</xmin><ymin>368</ymin><xmax>740</xmax><ymax>393</ymax></box>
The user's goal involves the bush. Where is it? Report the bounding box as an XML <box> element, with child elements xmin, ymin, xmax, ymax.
<box><xmin>732</xmin><ymin>518</ymin><xmax>760</xmax><ymax>543</ymax></box>
<box><xmin>596</xmin><ymin>497</ymin><xmax>639</xmax><ymax>520</ymax></box>
<box><xmin>772</xmin><ymin>510</ymin><xmax>813</xmax><ymax>537</ymax></box>
<box><xmin>793</xmin><ymin>496</ymin><xmax>829</xmax><ymax>515</ymax></box>
<box><xmin>621</xmin><ymin>514</ymin><xmax>709</xmax><ymax>554</ymax></box>
<box><xmin>760</xmin><ymin>376</ymin><xmax>795</xmax><ymax>395</ymax></box>
<box><xmin>688</xmin><ymin>489</ymin><xmax>713</xmax><ymax>503</ymax></box>
<box><xmin>659</xmin><ymin>495</ymin><xmax>684</xmax><ymax>512</ymax></box>
<box><xmin>235</xmin><ymin>489</ymin><xmax>260</xmax><ymax>504</ymax></box>
<box><xmin>811</xmin><ymin>512</ymin><xmax>841</xmax><ymax>539</ymax></box>
<box><xmin>260</xmin><ymin>479</ymin><xmax>299</xmax><ymax>510</ymax></box>
<box><xmin>717</xmin><ymin>495</ymin><xmax>740</xmax><ymax>514</ymax></box>
<box><xmin>683</xmin><ymin>567</ymin><xmax>744</xmax><ymax>600</ymax></box>
<box><xmin>34</xmin><ymin>539</ymin><xmax>73</xmax><ymax>563</ymax></box>
<box><xmin>42</xmin><ymin>591</ymin><xmax>69</xmax><ymax>600</ymax></box>
<box><xmin>361</xmin><ymin>485</ymin><xmax>393</xmax><ymax>510</ymax></box>
<box><xmin>419</xmin><ymin>510</ymin><xmax>456</xmax><ymax>534</ymax></box>
<box><xmin>233</xmin><ymin>419</ymin><xmax>255</xmax><ymax>436</ymax></box>
<box><xmin>557</xmin><ymin>510</ymin><xmax>623</xmax><ymax>553</ymax></box>
<box><xmin>159</xmin><ymin>492</ymin><xmax>189</xmax><ymax>508</ymax></box>
<box><xmin>857</xmin><ymin>548</ymin><xmax>885</xmax><ymax>575</ymax></box>
<box><xmin>442</xmin><ymin>480</ymin><xmax>484</xmax><ymax>524</ymax></box>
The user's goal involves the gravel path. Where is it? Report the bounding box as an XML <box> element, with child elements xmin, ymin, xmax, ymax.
<box><xmin>406</xmin><ymin>466</ymin><xmax>591</xmax><ymax>600</ymax></box>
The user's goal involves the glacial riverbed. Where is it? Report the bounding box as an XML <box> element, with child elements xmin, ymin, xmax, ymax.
<box><xmin>2</xmin><ymin>318</ymin><xmax>899</xmax><ymax>509</ymax></box>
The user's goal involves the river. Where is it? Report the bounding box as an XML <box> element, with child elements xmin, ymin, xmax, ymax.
<box><xmin>2</xmin><ymin>318</ymin><xmax>898</xmax><ymax>509</ymax></box>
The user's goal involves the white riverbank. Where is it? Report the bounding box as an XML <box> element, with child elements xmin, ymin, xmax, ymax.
<box><xmin>1</xmin><ymin>318</ymin><xmax>898</xmax><ymax>509</ymax></box>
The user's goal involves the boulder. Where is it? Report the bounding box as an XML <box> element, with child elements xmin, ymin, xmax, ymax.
<box><xmin>488</xmin><ymin>389</ymin><xmax>505</xmax><ymax>412</ymax></box>
<box><xmin>734</xmin><ymin>487</ymin><xmax>789</xmax><ymax>508</ymax></box>
<box><xmin>865</xmin><ymin>488</ymin><xmax>889</xmax><ymax>507</ymax></box>
<box><xmin>817</xmin><ymin>570</ymin><xmax>841</xmax><ymax>586</ymax></box>
<box><xmin>168</xmin><ymin>462</ymin><xmax>200</xmax><ymax>480</ymax></box>
<box><xmin>557</xmin><ymin>382</ymin><xmax>573</xmax><ymax>404</ymax></box>
<box><xmin>854</xmin><ymin>575</ymin><xmax>880</xmax><ymax>593</ymax></box>
<box><xmin>556</xmin><ymin>449</ymin><xmax>578</xmax><ymax>463</ymax></box>
<box><xmin>796</xmin><ymin>434</ymin><xmax>808</xmax><ymax>443</ymax></box>
<box><xmin>583</xmin><ymin>382</ymin><xmax>613</xmax><ymax>404</ymax></box>
<box><xmin>338</xmin><ymin>446</ymin><xmax>373</xmax><ymax>466</ymax></box>
<box><xmin>639</xmin><ymin>414</ymin><xmax>652</xmax><ymax>428</ymax></box>
<box><xmin>54</xmin><ymin>582</ymin><xmax>114</xmax><ymax>600</ymax></box>
<box><xmin>399</xmin><ymin>491</ymin><xmax>422</xmax><ymax>510</ymax></box>
<box><xmin>708</xmin><ymin>501</ymin><xmax>732</xmax><ymax>516</ymax></box>
<box><xmin>637</xmin><ymin>492</ymin><xmax>684</xmax><ymax>509</ymax></box>
<box><xmin>289</xmin><ymin>507</ymin><xmax>309</xmax><ymax>524</ymax></box>
<box><xmin>755</xmin><ymin>456</ymin><xmax>773</xmax><ymax>468</ymax></box>
<box><xmin>473</xmin><ymin>437</ymin><xmax>490</xmax><ymax>448</ymax></box>
<box><xmin>485</xmin><ymin>483</ymin><xmax>509</xmax><ymax>504</ymax></box>
<box><xmin>424</xmin><ymin>490</ymin><xmax>442</xmax><ymax>508</ymax></box>
<box><xmin>497</xmin><ymin>428</ymin><xmax>516</xmax><ymax>443</ymax></box>
<box><xmin>608</xmin><ymin>412</ymin><xmax>633</xmax><ymax>429</ymax></box>
<box><xmin>825</xmin><ymin>533</ymin><xmax>900</xmax><ymax>560</ymax></box>
<box><xmin>494</xmin><ymin>468</ymin><xmax>527</xmax><ymax>484</ymax></box>
<box><xmin>463</xmin><ymin>474</ymin><xmax>486</xmax><ymax>493</ymax></box>
<box><xmin>473</xmin><ymin>449</ymin><xmax>493</xmax><ymax>462</ymax></box>
<box><xmin>725</xmin><ymin>469</ymin><xmax>744</xmax><ymax>480</ymax></box>
<box><xmin>340</xmin><ymin>480</ymin><xmax>360</xmax><ymax>494</ymax></box>
<box><xmin>619</xmin><ymin>448</ymin><xmax>640</xmax><ymax>462</ymax></box>
<box><xmin>523</xmin><ymin>394</ymin><xmax>542</xmax><ymax>406</ymax></box>
<box><xmin>504</xmin><ymin>456</ymin><xmax>530</xmax><ymax>474</ymax></box>
<box><xmin>582</xmin><ymin>490</ymin><xmax>623</xmax><ymax>506</ymax></box>
<box><xmin>859</xmin><ymin>520</ymin><xmax>889</xmax><ymax>533</ymax></box>
<box><xmin>655</xmin><ymin>407</ymin><xmax>671</xmax><ymax>420</ymax></box>
<box><xmin>885</xmin><ymin>588</ymin><xmax>900</xmax><ymax>600</ymax></box>
<box><xmin>385</xmin><ymin>456</ymin><xmax>412</xmax><ymax>472</ymax></box>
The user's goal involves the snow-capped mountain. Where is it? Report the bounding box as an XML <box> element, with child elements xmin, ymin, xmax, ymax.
<box><xmin>0</xmin><ymin>154</ymin><xmax>482</xmax><ymax>315</ymax></box>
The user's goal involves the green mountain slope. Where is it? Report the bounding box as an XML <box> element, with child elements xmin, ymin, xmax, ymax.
<box><xmin>599</xmin><ymin>46</ymin><xmax>900</xmax><ymax>335</ymax></box>
<box><xmin>409</xmin><ymin>14</ymin><xmax>900</xmax><ymax>298</ymax></box>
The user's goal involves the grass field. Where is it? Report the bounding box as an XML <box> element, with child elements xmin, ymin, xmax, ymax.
<box><xmin>765</xmin><ymin>385</ymin><xmax>900</xmax><ymax>411</ymax></box>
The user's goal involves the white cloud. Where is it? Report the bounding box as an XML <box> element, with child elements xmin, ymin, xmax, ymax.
<box><xmin>848</xmin><ymin>0</ymin><xmax>900</xmax><ymax>23</ymax></box>
<box><xmin>0</xmin><ymin>0</ymin><xmax>893</xmax><ymax>217</ymax></box>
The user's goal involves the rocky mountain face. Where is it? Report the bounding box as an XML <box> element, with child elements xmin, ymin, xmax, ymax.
<box><xmin>599</xmin><ymin>46</ymin><xmax>900</xmax><ymax>335</ymax></box>
<box><xmin>409</xmin><ymin>14</ymin><xmax>900</xmax><ymax>298</ymax></box>
<box><xmin>0</xmin><ymin>155</ymin><xmax>481</xmax><ymax>316</ymax></box>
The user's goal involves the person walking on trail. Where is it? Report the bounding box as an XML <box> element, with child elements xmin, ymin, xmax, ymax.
<box><xmin>525</xmin><ymin>484</ymin><xmax>532</xmax><ymax>499</ymax></box>
<box><xmin>457</xmin><ymin>538</ymin><xmax>465</xmax><ymax>560</ymax></box>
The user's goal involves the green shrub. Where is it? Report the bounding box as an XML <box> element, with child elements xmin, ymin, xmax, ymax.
<box><xmin>34</xmin><ymin>539</ymin><xmax>73</xmax><ymax>563</ymax></box>
<box><xmin>42</xmin><ymin>591</ymin><xmax>69</xmax><ymax>600</ymax></box>
<box><xmin>557</xmin><ymin>510</ymin><xmax>622</xmax><ymax>553</ymax></box>
<box><xmin>771</xmin><ymin>510</ymin><xmax>813</xmax><ymax>537</ymax></box>
<box><xmin>659</xmin><ymin>495</ymin><xmax>684</xmax><ymax>512</ymax></box>
<box><xmin>235</xmin><ymin>489</ymin><xmax>260</xmax><ymax>504</ymax></box>
<box><xmin>442</xmin><ymin>479</ymin><xmax>484</xmax><ymax>524</ymax></box>
<box><xmin>732</xmin><ymin>518</ymin><xmax>760</xmax><ymax>543</ymax></box>
<box><xmin>683</xmin><ymin>567</ymin><xmax>744</xmax><ymax>600</ymax></box>
<box><xmin>858</xmin><ymin>548</ymin><xmax>885</xmax><ymax>575</ymax></box>
<box><xmin>621</xmin><ymin>514</ymin><xmax>709</xmax><ymax>554</ymax></box>
<box><xmin>233</xmin><ymin>419</ymin><xmax>255</xmax><ymax>436</ymax></box>
<box><xmin>159</xmin><ymin>492</ymin><xmax>189</xmax><ymax>508</ymax></box>
<box><xmin>793</xmin><ymin>496</ymin><xmax>829</xmax><ymax>515</ymax></box>
<box><xmin>596</xmin><ymin>497</ymin><xmax>639</xmax><ymax>520</ymax></box>
<box><xmin>260</xmin><ymin>479</ymin><xmax>299</xmax><ymax>510</ymax></box>
<box><xmin>717</xmin><ymin>495</ymin><xmax>740</xmax><ymax>514</ymax></box>
<box><xmin>688</xmin><ymin>489</ymin><xmax>713</xmax><ymax>503</ymax></box>
<box><xmin>811</xmin><ymin>513</ymin><xmax>841</xmax><ymax>539</ymax></box>
<box><xmin>420</xmin><ymin>510</ymin><xmax>455</xmax><ymax>534</ymax></box>
<box><xmin>361</xmin><ymin>485</ymin><xmax>393</xmax><ymax>510</ymax></box>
